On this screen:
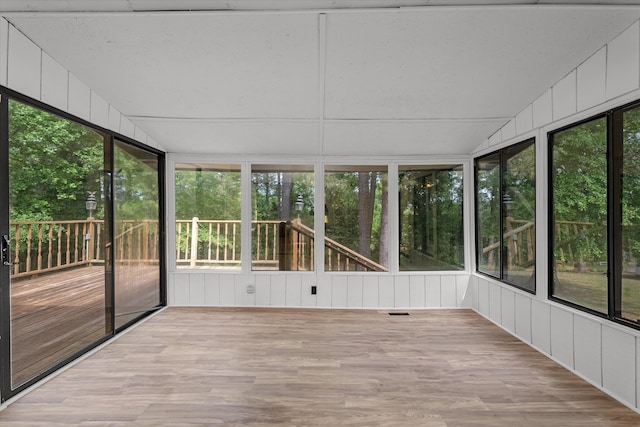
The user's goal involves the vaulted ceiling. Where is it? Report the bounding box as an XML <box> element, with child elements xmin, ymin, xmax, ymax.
<box><xmin>3</xmin><ymin>1</ymin><xmax>640</xmax><ymax>156</ymax></box>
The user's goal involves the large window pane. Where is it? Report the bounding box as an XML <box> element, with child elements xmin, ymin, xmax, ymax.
<box><xmin>399</xmin><ymin>165</ymin><xmax>463</xmax><ymax>271</ymax></box>
<box><xmin>622</xmin><ymin>107</ymin><xmax>640</xmax><ymax>322</ymax></box>
<box><xmin>503</xmin><ymin>142</ymin><xmax>535</xmax><ymax>290</ymax></box>
<box><xmin>476</xmin><ymin>153</ymin><xmax>501</xmax><ymax>277</ymax></box>
<box><xmin>251</xmin><ymin>165</ymin><xmax>314</xmax><ymax>271</ymax></box>
<box><xmin>325</xmin><ymin>166</ymin><xmax>388</xmax><ymax>272</ymax></box>
<box><xmin>551</xmin><ymin>117</ymin><xmax>607</xmax><ymax>313</ymax></box>
<box><xmin>8</xmin><ymin>99</ymin><xmax>108</xmax><ymax>388</ymax></box>
<box><xmin>175</xmin><ymin>164</ymin><xmax>241</xmax><ymax>269</ymax></box>
<box><xmin>113</xmin><ymin>141</ymin><xmax>161</xmax><ymax>329</ymax></box>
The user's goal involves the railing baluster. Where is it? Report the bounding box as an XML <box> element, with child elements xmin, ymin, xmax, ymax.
<box><xmin>176</xmin><ymin>222</ymin><xmax>182</xmax><ymax>262</ymax></box>
<box><xmin>272</xmin><ymin>223</ymin><xmax>277</xmax><ymax>262</ymax></box>
<box><xmin>256</xmin><ymin>223</ymin><xmax>262</xmax><ymax>261</ymax></box>
<box><xmin>190</xmin><ymin>217</ymin><xmax>199</xmax><ymax>267</ymax></box>
<box><xmin>58</xmin><ymin>225</ymin><xmax>63</xmax><ymax>267</ymax></box>
<box><xmin>232</xmin><ymin>222</ymin><xmax>237</xmax><ymax>261</ymax></box>
<box><xmin>207</xmin><ymin>223</ymin><xmax>212</xmax><ymax>261</ymax></box>
<box><xmin>143</xmin><ymin>221</ymin><xmax>149</xmax><ymax>261</ymax></box>
<box><xmin>224</xmin><ymin>222</ymin><xmax>229</xmax><ymax>262</ymax></box>
<box><xmin>13</xmin><ymin>225</ymin><xmax>21</xmax><ymax>275</ymax></box>
<box><xmin>48</xmin><ymin>224</ymin><xmax>53</xmax><ymax>268</ymax></box>
<box><xmin>95</xmin><ymin>222</ymin><xmax>101</xmax><ymax>261</ymax></box>
<box><xmin>216</xmin><ymin>223</ymin><xmax>221</xmax><ymax>262</ymax></box>
<box><xmin>310</xmin><ymin>236</ymin><xmax>314</xmax><ymax>271</ymax></box>
<box><xmin>73</xmin><ymin>223</ymin><xmax>79</xmax><ymax>264</ymax></box>
<box><xmin>127</xmin><ymin>222</ymin><xmax>133</xmax><ymax>263</ymax></box>
<box><xmin>25</xmin><ymin>224</ymin><xmax>32</xmax><ymax>273</ymax></box>
<box><xmin>185</xmin><ymin>222</ymin><xmax>190</xmax><ymax>263</ymax></box>
<box><xmin>81</xmin><ymin>222</ymin><xmax>87</xmax><ymax>262</ymax></box>
<box><xmin>37</xmin><ymin>224</ymin><xmax>43</xmax><ymax>272</ymax></box>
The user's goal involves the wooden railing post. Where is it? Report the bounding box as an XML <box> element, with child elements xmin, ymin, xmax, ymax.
<box><xmin>190</xmin><ymin>217</ymin><xmax>199</xmax><ymax>267</ymax></box>
<box><xmin>87</xmin><ymin>219</ymin><xmax>95</xmax><ymax>265</ymax></box>
<box><xmin>278</xmin><ymin>221</ymin><xmax>288</xmax><ymax>270</ymax></box>
<box><xmin>291</xmin><ymin>218</ymin><xmax>300</xmax><ymax>270</ymax></box>
<box><xmin>506</xmin><ymin>216</ymin><xmax>514</xmax><ymax>269</ymax></box>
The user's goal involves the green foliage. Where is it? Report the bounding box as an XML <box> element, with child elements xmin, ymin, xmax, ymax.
<box><xmin>251</xmin><ymin>171</ymin><xmax>314</xmax><ymax>224</ymax></box>
<box><xmin>553</xmin><ymin>118</ymin><xmax>607</xmax><ymax>223</ymax></box>
<box><xmin>9</xmin><ymin>100</ymin><xmax>104</xmax><ymax>221</ymax></box>
<box><xmin>552</xmin><ymin>117</ymin><xmax>607</xmax><ymax>266</ymax></box>
<box><xmin>176</xmin><ymin>169</ymin><xmax>241</xmax><ymax>221</ymax></box>
<box><xmin>325</xmin><ymin>171</ymin><xmax>383</xmax><ymax>259</ymax></box>
<box><xmin>400</xmin><ymin>168</ymin><xmax>464</xmax><ymax>270</ymax></box>
<box><xmin>476</xmin><ymin>154</ymin><xmax>501</xmax><ymax>272</ymax></box>
<box><xmin>113</xmin><ymin>143</ymin><xmax>160</xmax><ymax>221</ymax></box>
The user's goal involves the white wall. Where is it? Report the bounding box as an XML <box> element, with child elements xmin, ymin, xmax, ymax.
<box><xmin>471</xmin><ymin>20</ymin><xmax>640</xmax><ymax>413</ymax></box>
<box><xmin>0</xmin><ymin>18</ymin><xmax>162</xmax><ymax>150</ymax></box>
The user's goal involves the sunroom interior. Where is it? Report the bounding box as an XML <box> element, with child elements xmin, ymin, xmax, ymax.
<box><xmin>2</xmin><ymin>0</ymin><xmax>640</xmax><ymax>421</ymax></box>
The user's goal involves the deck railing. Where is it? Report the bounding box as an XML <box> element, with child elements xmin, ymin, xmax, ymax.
<box><xmin>176</xmin><ymin>219</ymin><xmax>242</xmax><ymax>268</ymax></box>
<box><xmin>177</xmin><ymin>217</ymin><xmax>387</xmax><ymax>271</ymax></box>
<box><xmin>9</xmin><ymin>220</ymin><xmax>105</xmax><ymax>278</ymax></box>
<box><xmin>10</xmin><ymin>217</ymin><xmax>391</xmax><ymax>276</ymax></box>
<box><xmin>9</xmin><ymin>219</ymin><xmax>160</xmax><ymax>278</ymax></box>
<box><xmin>481</xmin><ymin>218</ymin><xmax>536</xmax><ymax>270</ymax></box>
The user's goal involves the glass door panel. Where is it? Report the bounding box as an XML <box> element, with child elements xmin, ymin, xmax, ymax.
<box><xmin>113</xmin><ymin>141</ymin><xmax>161</xmax><ymax>329</ymax></box>
<box><xmin>7</xmin><ymin>99</ymin><xmax>109</xmax><ymax>389</ymax></box>
<box><xmin>621</xmin><ymin>107</ymin><xmax>640</xmax><ymax>322</ymax></box>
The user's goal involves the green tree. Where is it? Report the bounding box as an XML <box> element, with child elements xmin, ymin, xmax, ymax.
<box><xmin>9</xmin><ymin>100</ymin><xmax>104</xmax><ymax>222</ymax></box>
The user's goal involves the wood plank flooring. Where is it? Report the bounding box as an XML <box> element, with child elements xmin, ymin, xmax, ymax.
<box><xmin>1</xmin><ymin>307</ymin><xmax>640</xmax><ymax>426</ymax></box>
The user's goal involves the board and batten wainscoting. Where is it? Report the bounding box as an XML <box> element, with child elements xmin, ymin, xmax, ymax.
<box><xmin>169</xmin><ymin>272</ymin><xmax>472</xmax><ymax>309</ymax></box>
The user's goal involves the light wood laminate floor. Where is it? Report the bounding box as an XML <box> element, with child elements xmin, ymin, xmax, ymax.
<box><xmin>1</xmin><ymin>307</ymin><xmax>639</xmax><ymax>426</ymax></box>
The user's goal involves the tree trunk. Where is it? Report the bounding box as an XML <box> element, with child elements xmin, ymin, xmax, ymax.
<box><xmin>281</xmin><ymin>172</ymin><xmax>292</xmax><ymax>220</ymax></box>
<box><xmin>379</xmin><ymin>173</ymin><xmax>389</xmax><ymax>268</ymax></box>
<box><xmin>276</xmin><ymin>173</ymin><xmax>282</xmax><ymax>219</ymax></box>
<box><xmin>358</xmin><ymin>172</ymin><xmax>376</xmax><ymax>261</ymax></box>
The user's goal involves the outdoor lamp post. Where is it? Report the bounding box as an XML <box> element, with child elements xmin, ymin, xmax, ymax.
<box><xmin>502</xmin><ymin>192</ymin><xmax>514</xmax><ymax>215</ymax></box>
<box><xmin>295</xmin><ymin>195</ymin><xmax>304</xmax><ymax>219</ymax></box>
<box><xmin>85</xmin><ymin>191</ymin><xmax>97</xmax><ymax>263</ymax></box>
<box><xmin>86</xmin><ymin>191</ymin><xmax>97</xmax><ymax>219</ymax></box>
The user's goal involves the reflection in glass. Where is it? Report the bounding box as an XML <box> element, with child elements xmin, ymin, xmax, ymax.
<box><xmin>503</xmin><ymin>142</ymin><xmax>535</xmax><ymax>290</ymax></box>
<box><xmin>622</xmin><ymin>107</ymin><xmax>640</xmax><ymax>322</ymax></box>
<box><xmin>175</xmin><ymin>164</ymin><xmax>241</xmax><ymax>269</ymax></box>
<box><xmin>476</xmin><ymin>154</ymin><xmax>501</xmax><ymax>278</ymax></box>
<box><xmin>325</xmin><ymin>166</ymin><xmax>388</xmax><ymax>272</ymax></box>
<box><xmin>551</xmin><ymin>117</ymin><xmax>607</xmax><ymax>313</ymax></box>
<box><xmin>113</xmin><ymin>141</ymin><xmax>161</xmax><ymax>329</ymax></box>
<box><xmin>251</xmin><ymin>165</ymin><xmax>314</xmax><ymax>271</ymax></box>
<box><xmin>8</xmin><ymin>99</ymin><xmax>108</xmax><ymax>388</ymax></box>
<box><xmin>399</xmin><ymin>165</ymin><xmax>463</xmax><ymax>271</ymax></box>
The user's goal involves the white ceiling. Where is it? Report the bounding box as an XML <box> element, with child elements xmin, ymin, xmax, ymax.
<box><xmin>4</xmin><ymin>2</ymin><xmax>640</xmax><ymax>156</ymax></box>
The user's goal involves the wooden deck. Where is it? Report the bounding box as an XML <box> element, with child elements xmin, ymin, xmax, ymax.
<box><xmin>10</xmin><ymin>266</ymin><xmax>107</xmax><ymax>388</ymax></box>
<box><xmin>1</xmin><ymin>308</ymin><xmax>639</xmax><ymax>426</ymax></box>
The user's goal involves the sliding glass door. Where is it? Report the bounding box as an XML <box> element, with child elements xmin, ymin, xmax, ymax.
<box><xmin>3</xmin><ymin>98</ymin><xmax>110</xmax><ymax>389</ymax></box>
<box><xmin>113</xmin><ymin>141</ymin><xmax>162</xmax><ymax>329</ymax></box>
<box><xmin>0</xmin><ymin>92</ymin><xmax>165</xmax><ymax>402</ymax></box>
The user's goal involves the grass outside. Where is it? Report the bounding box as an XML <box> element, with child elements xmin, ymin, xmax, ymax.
<box><xmin>555</xmin><ymin>266</ymin><xmax>640</xmax><ymax>323</ymax></box>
